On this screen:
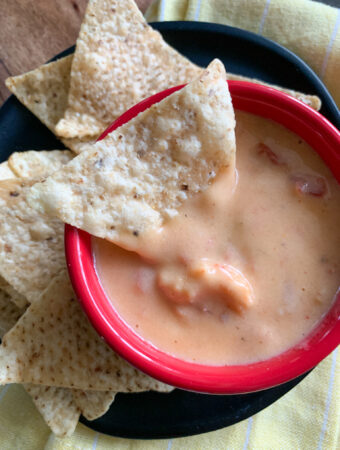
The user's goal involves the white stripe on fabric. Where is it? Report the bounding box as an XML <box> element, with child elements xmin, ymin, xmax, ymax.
<box><xmin>159</xmin><ymin>0</ymin><xmax>167</xmax><ymax>21</ymax></box>
<box><xmin>242</xmin><ymin>416</ymin><xmax>253</xmax><ymax>450</ymax></box>
<box><xmin>92</xmin><ymin>431</ymin><xmax>99</xmax><ymax>450</ymax></box>
<box><xmin>194</xmin><ymin>0</ymin><xmax>203</xmax><ymax>21</ymax></box>
<box><xmin>167</xmin><ymin>438</ymin><xmax>173</xmax><ymax>450</ymax></box>
<box><xmin>317</xmin><ymin>347</ymin><xmax>338</xmax><ymax>450</ymax></box>
<box><xmin>0</xmin><ymin>385</ymin><xmax>9</xmax><ymax>404</ymax></box>
<box><xmin>258</xmin><ymin>0</ymin><xmax>271</xmax><ymax>35</ymax></box>
<box><xmin>320</xmin><ymin>8</ymin><xmax>340</xmax><ymax>79</ymax></box>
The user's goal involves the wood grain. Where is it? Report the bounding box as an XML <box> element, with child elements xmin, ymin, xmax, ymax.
<box><xmin>0</xmin><ymin>0</ymin><xmax>152</xmax><ymax>103</ymax></box>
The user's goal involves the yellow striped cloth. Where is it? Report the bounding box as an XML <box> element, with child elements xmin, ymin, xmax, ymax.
<box><xmin>146</xmin><ymin>0</ymin><xmax>340</xmax><ymax>107</ymax></box>
<box><xmin>1</xmin><ymin>1</ymin><xmax>339</xmax><ymax>449</ymax></box>
<box><xmin>0</xmin><ymin>351</ymin><xmax>338</xmax><ymax>449</ymax></box>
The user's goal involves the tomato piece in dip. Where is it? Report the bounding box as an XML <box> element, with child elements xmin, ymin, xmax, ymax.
<box><xmin>93</xmin><ymin>111</ymin><xmax>340</xmax><ymax>365</ymax></box>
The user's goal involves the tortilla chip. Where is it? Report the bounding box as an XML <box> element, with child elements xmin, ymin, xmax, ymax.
<box><xmin>0</xmin><ymin>270</ymin><xmax>173</xmax><ymax>393</ymax></box>
<box><xmin>23</xmin><ymin>384</ymin><xmax>80</xmax><ymax>437</ymax></box>
<box><xmin>0</xmin><ymin>284</ymin><xmax>79</xmax><ymax>437</ymax></box>
<box><xmin>4</xmin><ymin>57</ymin><xmax>85</xmax><ymax>154</ymax></box>
<box><xmin>5</xmin><ymin>56</ymin><xmax>73</xmax><ymax>133</ymax></box>
<box><xmin>29</xmin><ymin>60</ymin><xmax>235</xmax><ymax>243</ymax></box>
<box><xmin>73</xmin><ymin>390</ymin><xmax>116</xmax><ymax>421</ymax></box>
<box><xmin>0</xmin><ymin>276</ymin><xmax>28</xmax><ymax>309</ymax></box>
<box><xmin>226</xmin><ymin>73</ymin><xmax>322</xmax><ymax>111</ymax></box>
<box><xmin>0</xmin><ymin>287</ymin><xmax>27</xmax><ymax>337</ymax></box>
<box><xmin>0</xmin><ymin>272</ymin><xmax>115</xmax><ymax>431</ymax></box>
<box><xmin>4</xmin><ymin>57</ymin><xmax>101</xmax><ymax>154</ymax></box>
<box><xmin>23</xmin><ymin>385</ymin><xmax>117</xmax><ymax>435</ymax></box>
<box><xmin>0</xmin><ymin>179</ymin><xmax>65</xmax><ymax>303</ymax></box>
<box><xmin>23</xmin><ymin>386</ymin><xmax>115</xmax><ymax>435</ymax></box>
<box><xmin>0</xmin><ymin>285</ymin><xmax>80</xmax><ymax>437</ymax></box>
<box><xmin>55</xmin><ymin>0</ymin><xmax>202</xmax><ymax>139</ymax></box>
<box><xmin>8</xmin><ymin>150</ymin><xmax>73</xmax><ymax>179</ymax></box>
<box><xmin>0</xmin><ymin>162</ymin><xmax>16</xmax><ymax>181</ymax></box>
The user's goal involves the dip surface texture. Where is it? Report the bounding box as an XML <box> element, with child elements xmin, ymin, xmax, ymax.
<box><xmin>93</xmin><ymin>111</ymin><xmax>340</xmax><ymax>365</ymax></box>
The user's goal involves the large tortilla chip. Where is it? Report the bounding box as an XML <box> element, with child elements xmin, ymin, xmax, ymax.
<box><xmin>55</xmin><ymin>0</ymin><xmax>202</xmax><ymax>139</ymax></box>
<box><xmin>29</xmin><ymin>60</ymin><xmax>235</xmax><ymax>242</ymax></box>
<box><xmin>0</xmin><ymin>179</ymin><xmax>65</xmax><ymax>303</ymax></box>
<box><xmin>0</xmin><ymin>271</ymin><xmax>173</xmax><ymax>393</ymax></box>
<box><xmin>8</xmin><ymin>150</ymin><xmax>73</xmax><ymax>179</ymax></box>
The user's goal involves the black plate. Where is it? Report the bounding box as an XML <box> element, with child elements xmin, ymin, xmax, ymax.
<box><xmin>0</xmin><ymin>22</ymin><xmax>338</xmax><ymax>440</ymax></box>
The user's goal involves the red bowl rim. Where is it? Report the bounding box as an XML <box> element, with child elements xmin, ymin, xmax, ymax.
<box><xmin>65</xmin><ymin>81</ymin><xmax>340</xmax><ymax>394</ymax></box>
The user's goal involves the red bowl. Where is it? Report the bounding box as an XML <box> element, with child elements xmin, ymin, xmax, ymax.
<box><xmin>65</xmin><ymin>81</ymin><xmax>340</xmax><ymax>394</ymax></box>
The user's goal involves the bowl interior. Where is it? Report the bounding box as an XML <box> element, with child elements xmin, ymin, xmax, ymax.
<box><xmin>65</xmin><ymin>81</ymin><xmax>340</xmax><ymax>394</ymax></box>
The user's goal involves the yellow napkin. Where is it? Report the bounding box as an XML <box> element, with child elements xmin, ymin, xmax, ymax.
<box><xmin>0</xmin><ymin>351</ymin><xmax>338</xmax><ymax>449</ymax></box>
<box><xmin>1</xmin><ymin>1</ymin><xmax>339</xmax><ymax>449</ymax></box>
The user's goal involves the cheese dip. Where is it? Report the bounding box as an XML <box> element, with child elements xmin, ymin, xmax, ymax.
<box><xmin>93</xmin><ymin>111</ymin><xmax>340</xmax><ymax>365</ymax></box>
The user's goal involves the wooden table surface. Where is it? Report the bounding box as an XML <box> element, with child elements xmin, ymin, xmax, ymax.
<box><xmin>0</xmin><ymin>0</ymin><xmax>151</xmax><ymax>103</ymax></box>
<box><xmin>1</xmin><ymin>0</ymin><xmax>338</xmax><ymax>104</ymax></box>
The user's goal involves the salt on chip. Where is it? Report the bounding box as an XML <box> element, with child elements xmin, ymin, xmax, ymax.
<box><xmin>8</xmin><ymin>150</ymin><xmax>73</xmax><ymax>179</ymax></box>
<box><xmin>29</xmin><ymin>60</ymin><xmax>235</xmax><ymax>243</ymax></box>
<box><xmin>55</xmin><ymin>0</ymin><xmax>202</xmax><ymax>139</ymax></box>
<box><xmin>0</xmin><ymin>179</ymin><xmax>65</xmax><ymax>303</ymax></box>
<box><xmin>0</xmin><ymin>270</ymin><xmax>173</xmax><ymax>392</ymax></box>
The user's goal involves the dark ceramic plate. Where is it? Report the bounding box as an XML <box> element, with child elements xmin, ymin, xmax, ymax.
<box><xmin>0</xmin><ymin>22</ymin><xmax>338</xmax><ymax>439</ymax></box>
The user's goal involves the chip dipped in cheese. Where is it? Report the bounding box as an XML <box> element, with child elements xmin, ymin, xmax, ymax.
<box><xmin>28</xmin><ymin>59</ymin><xmax>236</xmax><ymax>244</ymax></box>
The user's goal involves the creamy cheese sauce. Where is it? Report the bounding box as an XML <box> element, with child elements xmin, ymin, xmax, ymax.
<box><xmin>93</xmin><ymin>111</ymin><xmax>340</xmax><ymax>365</ymax></box>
